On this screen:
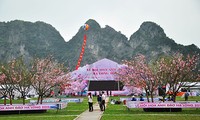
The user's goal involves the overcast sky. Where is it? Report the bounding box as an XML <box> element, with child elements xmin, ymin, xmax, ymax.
<box><xmin>0</xmin><ymin>0</ymin><xmax>200</xmax><ymax>47</ymax></box>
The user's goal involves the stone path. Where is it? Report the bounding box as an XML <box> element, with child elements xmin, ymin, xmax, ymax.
<box><xmin>74</xmin><ymin>103</ymin><xmax>103</xmax><ymax>120</ymax></box>
<box><xmin>74</xmin><ymin>97</ymin><xmax>109</xmax><ymax>120</ymax></box>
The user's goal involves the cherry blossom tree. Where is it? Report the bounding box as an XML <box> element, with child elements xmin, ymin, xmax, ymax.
<box><xmin>156</xmin><ymin>53</ymin><xmax>199</xmax><ymax>102</ymax></box>
<box><xmin>0</xmin><ymin>57</ymin><xmax>33</xmax><ymax>105</ymax></box>
<box><xmin>10</xmin><ymin>57</ymin><xmax>33</xmax><ymax>105</ymax></box>
<box><xmin>0</xmin><ymin>60</ymin><xmax>18</xmax><ymax>105</ymax></box>
<box><xmin>0</xmin><ymin>72</ymin><xmax>9</xmax><ymax>105</ymax></box>
<box><xmin>117</xmin><ymin>54</ymin><xmax>159</xmax><ymax>102</ymax></box>
<box><xmin>30</xmin><ymin>57</ymin><xmax>71</xmax><ymax>104</ymax></box>
<box><xmin>117</xmin><ymin>66</ymin><xmax>143</xmax><ymax>96</ymax></box>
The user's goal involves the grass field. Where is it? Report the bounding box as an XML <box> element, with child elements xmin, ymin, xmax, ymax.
<box><xmin>0</xmin><ymin>97</ymin><xmax>89</xmax><ymax>120</ymax></box>
<box><xmin>101</xmin><ymin>96</ymin><xmax>200</xmax><ymax>120</ymax></box>
<box><xmin>0</xmin><ymin>96</ymin><xmax>200</xmax><ymax>120</ymax></box>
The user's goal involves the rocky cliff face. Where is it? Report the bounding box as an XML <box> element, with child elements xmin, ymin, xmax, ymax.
<box><xmin>0</xmin><ymin>19</ymin><xmax>199</xmax><ymax>70</ymax></box>
<box><xmin>0</xmin><ymin>20</ymin><xmax>66</xmax><ymax>63</ymax></box>
<box><xmin>129</xmin><ymin>22</ymin><xmax>166</xmax><ymax>49</ymax></box>
<box><xmin>128</xmin><ymin>21</ymin><xmax>200</xmax><ymax>60</ymax></box>
<box><xmin>64</xmin><ymin>19</ymin><xmax>133</xmax><ymax>69</ymax></box>
<box><xmin>129</xmin><ymin>22</ymin><xmax>174</xmax><ymax>59</ymax></box>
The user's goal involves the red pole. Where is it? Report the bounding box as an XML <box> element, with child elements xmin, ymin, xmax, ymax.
<box><xmin>76</xmin><ymin>34</ymin><xmax>87</xmax><ymax>70</ymax></box>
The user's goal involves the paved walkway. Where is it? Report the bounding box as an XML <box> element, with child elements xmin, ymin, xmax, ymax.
<box><xmin>74</xmin><ymin>98</ymin><xmax>109</xmax><ymax>120</ymax></box>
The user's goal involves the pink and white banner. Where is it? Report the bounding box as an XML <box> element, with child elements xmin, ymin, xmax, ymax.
<box><xmin>0</xmin><ymin>103</ymin><xmax>67</xmax><ymax>111</ymax></box>
<box><xmin>126</xmin><ymin>101</ymin><xmax>200</xmax><ymax>108</ymax></box>
<box><xmin>71</xmin><ymin>58</ymin><xmax>125</xmax><ymax>80</ymax></box>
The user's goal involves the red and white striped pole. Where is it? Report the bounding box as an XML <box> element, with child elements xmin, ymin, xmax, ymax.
<box><xmin>75</xmin><ymin>24</ymin><xmax>89</xmax><ymax>70</ymax></box>
<box><xmin>76</xmin><ymin>34</ymin><xmax>87</xmax><ymax>70</ymax></box>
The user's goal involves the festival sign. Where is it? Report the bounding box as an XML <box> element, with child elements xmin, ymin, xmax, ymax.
<box><xmin>0</xmin><ymin>103</ymin><xmax>67</xmax><ymax>111</ymax></box>
<box><xmin>30</xmin><ymin>98</ymin><xmax>83</xmax><ymax>103</ymax></box>
<box><xmin>126</xmin><ymin>101</ymin><xmax>200</xmax><ymax>108</ymax></box>
<box><xmin>71</xmin><ymin>58</ymin><xmax>125</xmax><ymax>80</ymax></box>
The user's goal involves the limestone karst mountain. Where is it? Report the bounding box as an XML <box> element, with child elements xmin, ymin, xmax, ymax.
<box><xmin>0</xmin><ymin>19</ymin><xmax>199</xmax><ymax>70</ymax></box>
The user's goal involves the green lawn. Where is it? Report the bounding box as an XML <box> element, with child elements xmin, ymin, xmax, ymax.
<box><xmin>0</xmin><ymin>96</ymin><xmax>200</xmax><ymax>120</ymax></box>
<box><xmin>0</xmin><ymin>97</ymin><xmax>89</xmax><ymax>120</ymax></box>
<box><xmin>101</xmin><ymin>96</ymin><xmax>200</xmax><ymax>120</ymax></box>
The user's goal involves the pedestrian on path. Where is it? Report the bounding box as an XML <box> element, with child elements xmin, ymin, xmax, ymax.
<box><xmin>88</xmin><ymin>92</ymin><xmax>93</xmax><ymax>112</ymax></box>
<box><xmin>184</xmin><ymin>92</ymin><xmax>189</xmax><ymax>101</ymax></box>
<box><xmin>101</xmin><ymin>91</ymin><xmax>106</xmax><ymax>111</ymax></box>
<box><xmin>97</xmin><ymin>94</ymin><xmax>103</xmax><ymax>111</ymax></box>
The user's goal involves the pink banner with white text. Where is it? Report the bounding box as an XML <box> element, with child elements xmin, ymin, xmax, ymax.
<box><xmin>71</xmin><ymin>58</ymin><xmax>125</xmax><ymax>80</ymax></box>
<box><xmin>0</xmin><ymin>103</ymin><xmax>67</xmax><ymax>111</ymax></box>
<box><xmin>126</xmin><ymin>101</ymin><xmax>200</xmax><ymax>108</ymax></box>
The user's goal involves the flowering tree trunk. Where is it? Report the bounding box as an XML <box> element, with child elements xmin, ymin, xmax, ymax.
<box><xmin>144</xmin><ymin>88</ymin><xmax>150</xmax><ymax>102</ymax></box>
<box><xmin>117</xmin><ymin>54</ymin><xmax>159</xmax><ymax>102</ymax></box>
<box><xmin>3</xmin><ymin>93</ymin><xmax>7</xmax><ymax>105</ymax></box>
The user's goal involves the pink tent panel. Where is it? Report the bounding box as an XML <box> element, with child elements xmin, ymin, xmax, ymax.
<box><xmin>71</xmin><ymin>58</ymin><xmax>125</xmax><ymax>81</ymax></box>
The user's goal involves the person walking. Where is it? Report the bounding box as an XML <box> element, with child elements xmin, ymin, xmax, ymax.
<box><xmin>97</xmin><ymin>94</ymin><xmax>103</xmax><ymax>111</ymax></box>
<box><xmin>184</xmin><ymin>92</ymin><xmax>189</xmax><ymax>101</ymax></box>
<box><xmin>101</xmin><ymin>91</ymin><xmax>106</xmax><ymax>111</ymax></box>
<box><xmin>88</xmin><ymin>92</ymin><xmax>93</xmax><ymax>112</ymax></box>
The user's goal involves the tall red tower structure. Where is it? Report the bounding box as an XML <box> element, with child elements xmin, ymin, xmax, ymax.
<box><xmin>75</xmin><ymin>24</ymin><xmax>89</xmax><ymax>70</ymax></box>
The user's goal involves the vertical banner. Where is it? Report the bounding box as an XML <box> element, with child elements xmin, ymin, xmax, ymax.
<box><xmin>76</xmin><ymin>34</ymin><xmax>87</xmax><ymax>70</ymax></box>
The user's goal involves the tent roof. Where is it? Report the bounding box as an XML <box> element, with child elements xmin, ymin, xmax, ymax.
<box><xmin>70</xmin><ymin>58</ymin><xmax>125</xmax><ymax>81</ymax></box>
